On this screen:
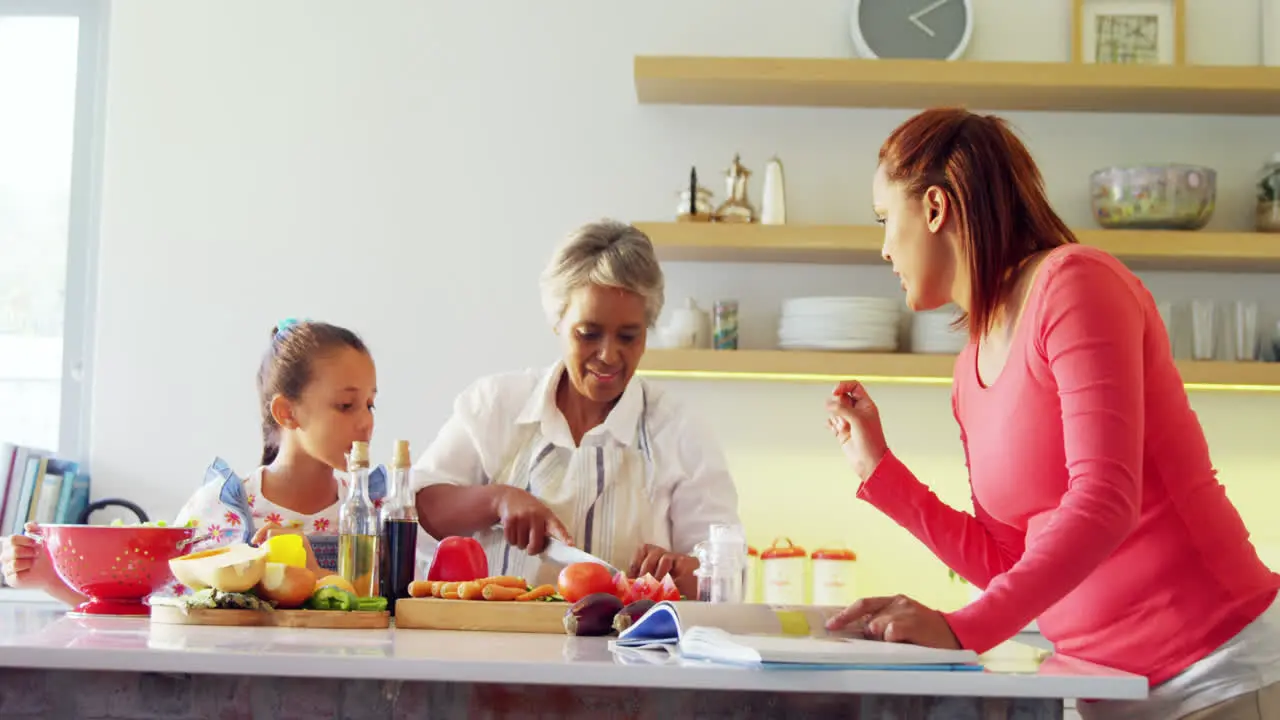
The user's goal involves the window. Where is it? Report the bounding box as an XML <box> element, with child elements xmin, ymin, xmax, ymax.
<box><xmin>0</xmin><ymin>0</ymin><xmax>104</xmax><ymax>459</ymax></box>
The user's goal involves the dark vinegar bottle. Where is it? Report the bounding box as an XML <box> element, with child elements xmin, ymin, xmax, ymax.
<box><xmin>379</xmin><ymin>439</ymin><xmax>419</xmax><ymax>615</ymax></box>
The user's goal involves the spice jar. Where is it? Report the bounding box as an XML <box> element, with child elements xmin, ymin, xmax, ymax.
<box><xmin>1257</xmin><ymin>153</ymin><xmax>1280</xmax><ymax>233</ymax></box>
<box><xmin>810</xmin><ymin>545</ymin><xmax>858</xmax><ymax>607</ymax></box>
<box><xmin>713</xmin><ymin>300</ymin><xmax>739</xmax><ymax>350</ymax></box>
<box><xmin>760</xmin><ymin>537</ymin><xmax>807</xmax><ymax>605</ymax></box>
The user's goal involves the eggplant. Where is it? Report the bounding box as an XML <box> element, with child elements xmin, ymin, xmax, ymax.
<box><xmin>563</xmin><ymin>592</ymin><xmax>624</xmax><ymax>636</ymax></box>
<box><xmin>611</xmin><ymin>598</ymin><xmax>656</xmax><ymax>634</ymax></box>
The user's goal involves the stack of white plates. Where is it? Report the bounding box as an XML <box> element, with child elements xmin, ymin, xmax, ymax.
<box><xmin>911</xmin><ymin>309</ymin><xmax>968</xmax><ymax>354</ymax></box>
<box><xmin>777</xmin><ymin>296</ymin><xmax>901</xmax><ymax>351</ymax></box>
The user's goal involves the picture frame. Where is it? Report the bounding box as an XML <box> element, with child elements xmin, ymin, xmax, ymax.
<box><xmin>1072</xmin><ymin>0</ymin><xmax>1186</xmax><ymax>65</ymax></box>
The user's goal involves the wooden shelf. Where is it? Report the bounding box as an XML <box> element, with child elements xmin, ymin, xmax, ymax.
<box><xmin>635</xmin><ymin>222</ymin><xmax>1280</xmax><ymax>273</ymax></box>
<box><xmin>633</xmin><ymin>56</ymin><xmax>1280</xmax><ymax>115</ymax></box>
<box><xmin>638</xmin><ymin>349</ymin><xmax>1280</xmax><ymax>393</ymax></box>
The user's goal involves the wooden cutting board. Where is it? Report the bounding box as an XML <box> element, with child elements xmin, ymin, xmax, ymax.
<box><xmin>150</xmin><ymin>604</ymin><xmax>390</xmax><ymax>629</ymax></box>
<box><xmin>394</xmin><ymin>597</ymin><xmax>568</xmax><ymax>634</ymax></box>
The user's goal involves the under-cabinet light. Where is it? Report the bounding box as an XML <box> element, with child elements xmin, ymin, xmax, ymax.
<box><xmin>638</xmin><ymin>369</ymin><xmax>1280</xmax><ymax>393</ymax></box>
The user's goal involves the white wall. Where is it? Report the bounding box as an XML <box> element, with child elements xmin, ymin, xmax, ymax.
<box><xmin>91</xmin><ymin>0</ymin><xmax>1280</xmax><ymax>602</ymax></box>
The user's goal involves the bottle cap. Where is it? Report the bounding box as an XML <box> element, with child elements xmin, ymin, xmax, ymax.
<box><xmin>391</xmin><ymin>439</ymin><xmax>411</xmax><ymax>468</ymax></box>
<box><xmin>348</xmin><ymin>441</ymin><xmax>370</xmax><ymax>466</ymax></box>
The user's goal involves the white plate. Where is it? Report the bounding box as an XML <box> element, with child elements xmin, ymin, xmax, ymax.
<box><xmin>782</xmin><ymin>297</ymin><xmax>902</xmax><ymax>314</ymax></box>
<box><xmin>780</xmin><ymin>338</ymin><xmax>899</xmax><ymax>351</ymax></box>
<box><xmin>779</xmin><ymin>320</ymin><xmax>898</xmax><ymax>335</ymax></box>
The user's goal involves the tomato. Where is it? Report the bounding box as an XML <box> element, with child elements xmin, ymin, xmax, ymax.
<box><xmin>625</xmin><ymin>573</ymin><xmax>664</xmax><ymax>604</ymax></box>
<box><xmin>659</xmin><ymin>574</ymin><xmax>681</xmax><ymax>602</ymax></box>
<box><xmin>558</xmin><ymin>562</ymin><xmax>616</xmax><ymax>603</ymax></box>
<box><xmin>612</xmin><ymin>571</ymin><xmax>632</xmax><ymax>600</ymax></box>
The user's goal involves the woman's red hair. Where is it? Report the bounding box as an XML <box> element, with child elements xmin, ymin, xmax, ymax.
<box><xmin>878</xmin><ymin>108</ymin><xmax>1077</xmax><ymax>340</ymax></box>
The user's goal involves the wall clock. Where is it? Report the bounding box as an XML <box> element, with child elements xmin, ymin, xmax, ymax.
<box><xmin>849</xmin><ymin>0</ymin><xmax>974</xmax><ymax>61</ymax></box>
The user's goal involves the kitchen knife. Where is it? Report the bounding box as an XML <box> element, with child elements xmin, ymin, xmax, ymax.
<box><xmin>540</xmin><ymin>537</ymin><xmax>621</xmax><ymax>575</ymax></box>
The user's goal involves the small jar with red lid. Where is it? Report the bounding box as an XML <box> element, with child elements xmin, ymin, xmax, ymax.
<box><xmin>810</xmin><ymin>545</ymin><xmax>858</xmax><ymax>606</ymax></box>
<box><xmin>760</xmin><ymin>537</ymin><xmax>807</xmax><ymax>605</ymax></box>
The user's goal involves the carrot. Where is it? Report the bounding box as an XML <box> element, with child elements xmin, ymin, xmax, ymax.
<box><xmin>515</xmin><ymin>584</ymin><xmax>555</xmax><ymax>602</ymax></box>
<box><xmin>407</xmin><ymin>581</ymin><xmax>433</xmax><ymax>598</ymax></box>
<box><xmin>441</xmin><ymin>582</ymin><xmax>461</xmax><ymax>600</ymax></box>
<box><xmin>481</xmin><ymin>584</ymin><xmax>524</xmax><ymax>601</ymax></box>
<box><xmin>429</xmin><ymin>581</ymin><xmax>445</xmax><ymax>598</ymax></box>
<box><xmin>458</xmin><ymin>581</ymin><xmax>484</xmax><ymax>601</ymax></box>
<box><xmin>478</xmin><ymin>575</ymin><xmax>527</xmax><ymax>589</ymax></box>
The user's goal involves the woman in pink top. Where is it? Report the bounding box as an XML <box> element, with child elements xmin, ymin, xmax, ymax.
<box><xmin>824</xmin><ymin>108</ymin><xmax>1280</xmax><ymax>719</ymax></box>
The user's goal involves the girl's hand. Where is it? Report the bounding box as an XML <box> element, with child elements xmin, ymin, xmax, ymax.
<box><xmin>825</xmin><ymin>380</ymin><xmax>890</xmax><ymax>481</ymax></box>
<box><xmin>825</xmin><ymin>594</ymin><xmax>961</xmax><ymax>649</ymax></box>
<box><xmin>1</xmin><ymin>523</ymin><xmax>60</xmax><ymax>590</ymax></box>
<box><xmin>251</xmin><ymin>522</ymin><xmax>322</xmax><ymax>577</ymax></box>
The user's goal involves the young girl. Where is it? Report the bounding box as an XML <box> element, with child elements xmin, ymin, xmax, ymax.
<box><xmin>0</xmin><ymin>319</ymin><xmax>384</xmax><ymax>606</ymax></box>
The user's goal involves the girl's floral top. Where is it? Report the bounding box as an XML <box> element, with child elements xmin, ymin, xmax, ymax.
<box><xmin>165</xmin><ymin>457</ymin><xmax>386</xmax><ymax>595</ymax></box>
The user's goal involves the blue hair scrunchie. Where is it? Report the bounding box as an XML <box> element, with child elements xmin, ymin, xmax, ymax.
<box><xmin>275</xmin><ymin>317</ymin><xmax>311</xmax><ymax>336</ymax></box>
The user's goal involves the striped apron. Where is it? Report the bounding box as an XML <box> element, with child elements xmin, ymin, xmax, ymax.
<box><xmin>477</xmin><ymin>391</ymin><xmax>656</xmax><ymax>587</ymax></box>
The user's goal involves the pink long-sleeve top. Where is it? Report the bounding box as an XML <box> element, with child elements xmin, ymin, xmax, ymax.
<box><xmin>859</xmin><ymin>244</ymin><xmax>1278</xmax><ymax>685</ymax></box>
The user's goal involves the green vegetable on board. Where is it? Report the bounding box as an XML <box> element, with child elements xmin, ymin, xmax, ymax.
<box><xmin>302</xmin><ymin>586</ymin><xmax>388</xmax><ymax>612</ymax></box>
<box><xmin>304</xmin><ymin>586</ymin><xmax>359</xmax><ymax>611</ymax></box>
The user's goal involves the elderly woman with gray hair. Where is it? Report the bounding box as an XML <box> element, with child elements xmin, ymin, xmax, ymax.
<box><xmin>412</xmin><ymin>220</ymin><xmax>740</xmax><ymax>595</ymax></box>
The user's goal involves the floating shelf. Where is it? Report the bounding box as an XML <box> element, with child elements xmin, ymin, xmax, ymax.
<box><xmin>633</xmin><ymin>56</ymin><xmax>1280</xmax><ymax>115</ymax></box>
<box><xmin>635</xmin><ymin>222</ymin><xmax>1280</xmax><ymax>274</ymax></box>
<box><xmin>638</xmin><ymin>350</ymin><xmax>1280</xmax><ymax>393</ymax></box>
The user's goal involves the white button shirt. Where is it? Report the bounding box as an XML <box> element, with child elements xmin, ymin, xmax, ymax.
<box><xmin>411</xmin><ymin>362</ymin><xmax>741</xmax><ymax>557</ymax></box>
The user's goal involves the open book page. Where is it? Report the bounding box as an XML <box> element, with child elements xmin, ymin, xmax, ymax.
<box><xmin>617</xmin><ymin>601</ymin><xmax>870</xmax><ymax>646</ymax></box>
<box><xmin>614</xmin><ymin>602</ymin><xmax>982</xmax><ymax>669</ymax></box>
<box><xmin>680</xmin><ymin>627</ymin><xmax>980</xmax><ymax>667</ymax></box>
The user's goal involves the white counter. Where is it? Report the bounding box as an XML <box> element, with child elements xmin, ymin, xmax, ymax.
<box><xmin>0</xmin><ymin>602</ymin><xmax>1143</xmax><ymax>702</ymax></box>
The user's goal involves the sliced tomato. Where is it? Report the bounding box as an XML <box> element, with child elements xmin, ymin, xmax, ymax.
<box><xmin>612</xmin><ymin>571</ymin><xmax>632</xmax><ymax>600</ymax></box>
<box><xmin>659</xmin><ymin>574</ymin><xmax>681</xmax><ymax>602</ymax></box>
<box><xmin>627</xmin><ymin>573</ymin><xmax>664</xmax><ymax>603</ymax></box>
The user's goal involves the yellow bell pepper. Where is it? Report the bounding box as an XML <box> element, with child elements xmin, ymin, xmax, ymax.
<box><xmin>263</xmin><ymin>534</ymin><xmax>307</xmax><ymax>569</ymax></box>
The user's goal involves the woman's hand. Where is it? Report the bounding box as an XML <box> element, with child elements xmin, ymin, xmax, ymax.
<box><xmin>826</xmin><ymin>594</ymin><xmax>960</xmax><ymax>649</ymax></box>
<box><xmin>629</xmin><ymin>544</ymin><xmax>699</xmax><ymax>597</ymax></box>
<box><xmin>825</xmin><ymin>380</ymin><xmax>890</xmax><ymax>481</ymax></box>
<box><xmin>251</xmin><ymin>523</ymin><xmax>322</xmax><ymax>577</ymax></box>
<box><xmin>0</xmin><ymin>523</ymin><xmax>58</xmax><ymax>590</ymax></box>
<box><xmin>493</xmin><ymin>487</ymin><xmax>572</xmax><ymax>555</ymax></box>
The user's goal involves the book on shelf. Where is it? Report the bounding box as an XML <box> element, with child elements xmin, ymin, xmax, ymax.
<box><xmin>612</xmin><ymin>600</ymin><xmax>981</xmax><ymax>671</ymax></box>
<box><xmin>0</xmin><ymin>443</ymin><xmax>91</xmax><ymax>536</ymax></box>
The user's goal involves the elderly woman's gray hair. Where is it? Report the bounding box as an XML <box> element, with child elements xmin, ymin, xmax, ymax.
<box><xmin>540</xmin><ymin>220</ymin><xmax>666</xmax><ymax>327</ymax></box>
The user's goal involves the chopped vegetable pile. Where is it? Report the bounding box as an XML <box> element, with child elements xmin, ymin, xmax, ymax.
<box><xmin>179</xmin><ymin>588</ymin><xmax>274</xmax><ymax>612</ymax></box>
<box><xmin>108</xmin><ymin>518</ymin><xmax>199</xmax><ymax>528</ymax></box>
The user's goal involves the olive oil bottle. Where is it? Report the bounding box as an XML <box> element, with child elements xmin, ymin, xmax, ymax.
<box><xmin>338</xmin><ymin>440</ymin><xmax>379</xmax><ymax>597</ymax></box>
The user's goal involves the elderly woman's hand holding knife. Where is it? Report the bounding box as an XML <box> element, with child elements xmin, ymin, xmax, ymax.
<box><xmin>824</xmin><ymin>381</ymin><xmax>961</xmax><ymax>650</ymax></box>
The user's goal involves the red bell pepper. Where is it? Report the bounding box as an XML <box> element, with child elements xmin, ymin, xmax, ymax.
<box><xmin>426</xmin><ymin>536</ymin><xmax>488</xmax><ymax>582</ymax></box>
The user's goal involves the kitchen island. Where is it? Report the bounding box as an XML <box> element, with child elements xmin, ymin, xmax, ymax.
<box><xmin>0</xmin><ymin>600</ymin><xmax>1143</xmax><ymax>719</ymax></box>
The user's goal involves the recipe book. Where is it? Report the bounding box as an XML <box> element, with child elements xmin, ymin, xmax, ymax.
<box><xmin>612</xmin><ymin>601</ymin><xmax>982</xmax><ymax>671</ymax></box>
